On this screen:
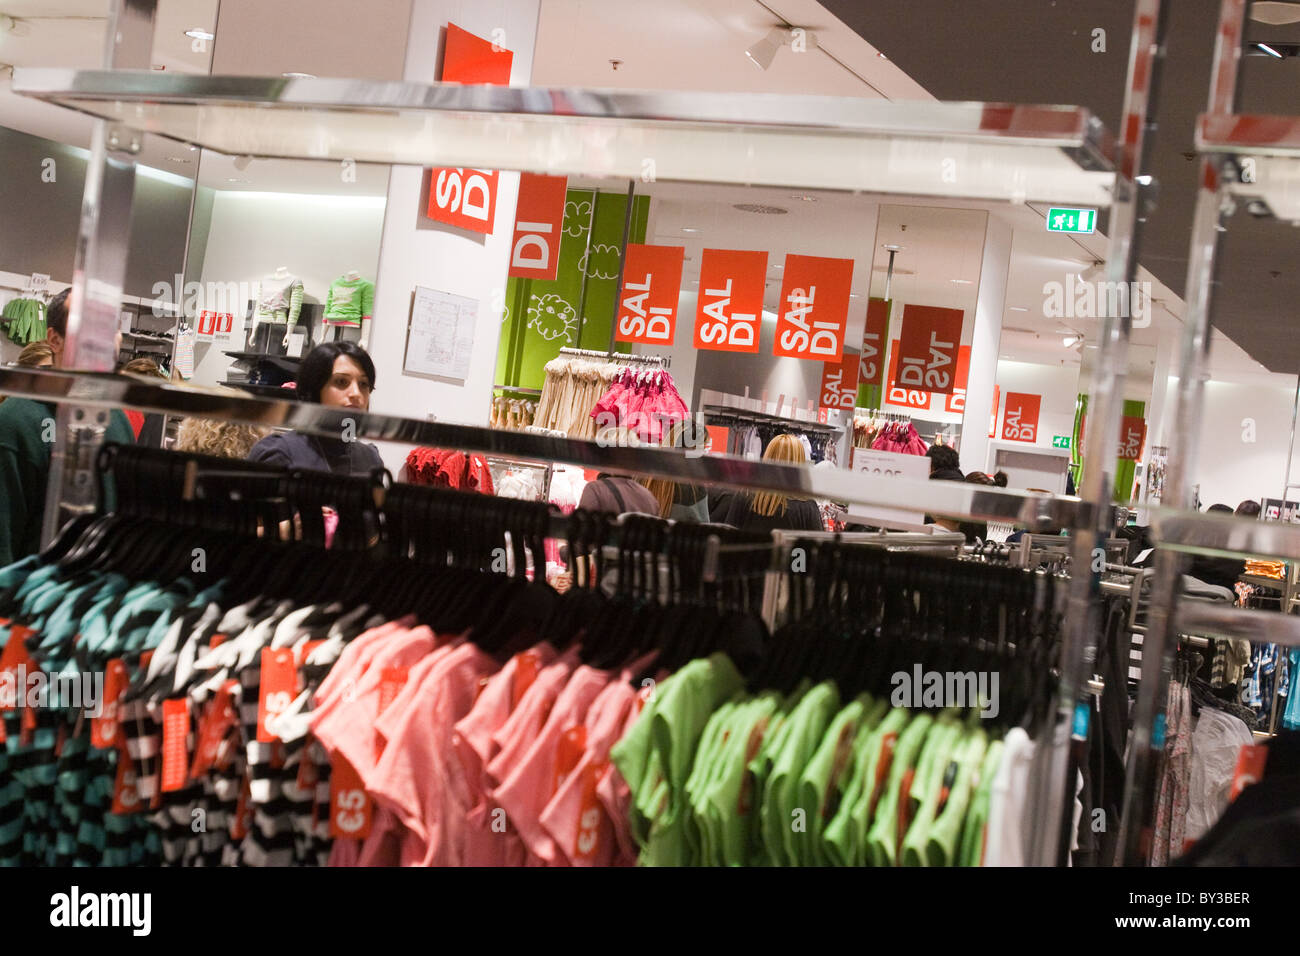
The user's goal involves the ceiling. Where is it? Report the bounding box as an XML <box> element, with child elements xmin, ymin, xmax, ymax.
<box><xmin>822</xmin><ymin>0</ymin><xmax>1300</xmax><ymax>375</ymax></box>
<box><xmin>0</xmin><ymin>0</ymin><xmax>1285</xmax><ymax>387</ymax></box>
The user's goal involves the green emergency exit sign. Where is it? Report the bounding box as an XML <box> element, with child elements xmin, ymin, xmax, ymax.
<box><xmin>1052</xmin><ymin>435</ymin><xmax>1072</xmax><ymax>449</ymax></box>
<box><xmin>1045</xmin><ymin>208</ymin><xmax>1096</xmax><ymax>234</ymax></box>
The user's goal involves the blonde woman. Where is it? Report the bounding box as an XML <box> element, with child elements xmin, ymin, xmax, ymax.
<box><xmin>719</xmin><ymin>433</ymin><xmax>821</xmax><ymax>532</ymax></box>
<box><xmin>640</xmin><ymin>419</ymin><xmax>709</xmax><ymax>522</ymax></box>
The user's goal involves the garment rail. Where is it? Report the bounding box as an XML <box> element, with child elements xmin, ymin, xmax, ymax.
<box><xmin>0</xmin><ymin>367</ymin><xmax>1087</xmax><ymax>532</ymax></box>
<box><xmin>557</xmin><ymin>347</ymin><xmax>670</xmax><ymax>368</ymax></box>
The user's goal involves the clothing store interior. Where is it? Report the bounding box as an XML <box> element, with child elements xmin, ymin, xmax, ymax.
<box><xmin>0</xmin><ymin>0</ymin><xmax>1299</xmax><ymax>874</ymax></box>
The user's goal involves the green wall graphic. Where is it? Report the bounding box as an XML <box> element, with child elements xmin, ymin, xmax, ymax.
<box><xmin>496</xmin><ymin>189</ymin><xmax>650</xmax><ymax>391</ymax></box>
<box><xmin>1073</xmin><ymin>394</ymin><xmax>1146</xmax><ymax>503</ymax></box>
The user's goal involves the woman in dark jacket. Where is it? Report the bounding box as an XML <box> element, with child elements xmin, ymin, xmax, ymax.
<box><xmin>247</xmin><ymin>341</ymin><xmax>385</xmax><ymax>476</ymax></box>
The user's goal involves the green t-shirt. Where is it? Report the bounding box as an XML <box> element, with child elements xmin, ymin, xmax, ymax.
<box><xmin>821</xmin><ymin>699</ymin><xmax>895</xmax><ymax>866</ymax></box>
<box><xmin>744</xmin><ymin>679</ymin><xmax>809</xmax><ymax>866</ymax></box>
<box><xmin>924</xmin><ymin>726</ymin><xmax>989</xmax><ymax>867</ymax></box>
<box><xmin>899</xmin><ymin>714</ymin><xmax>963</xmax><ymax>867</ymax></box>
<box><xmin>795</xmin><ymin>693</ymin><xmax>877</xmax><ymax>866</ymax></box>
<box><xmin>761</xmin><ymin>681</ymin><xmax>840</xmax><ymax>867</ymax></box>
<box><xmin>611</xmin><ymin>652</ymin><xmax>744</xmax><ymax>866</ymax></box>
<box><xmin>864</xmin><ymin>711</ymin><xmax>934</xmax><ymax>867</ymax></box>
<box><xmin>682</xmin><ymin>696</ymin><xmax>741</xmax><ymax>866</ymax></box>
<box><xmin>959</xmin><ymin>738</ymin><xmax>1005</xmax><ymax>867</ymax></box>
<box><xmin>699</xmin><ymin>691</ymin><xmax>782</xmax><ymax>867</ymax></box>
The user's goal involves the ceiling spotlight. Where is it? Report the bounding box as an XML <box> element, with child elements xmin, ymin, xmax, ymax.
<box><xmin>225</xmin><ymin>178</ymin><xmax>250</xmax><ymax>184</ymax></box>
<box><xmin>232</xmin><ymin>155</ymin><xmax>253</xmax><ymax>171</ymax></box>
<box><xmin>1257</xmin><ymin>42</ymin><xmax>1285</xmax><ymax>58</ymax></box>
<box><xmin>680</xmin><ymin>227</ymin><xmax>699</xmax><ymax>233</ymax></box>
<box><xmin>745</xmin><ymin>27</ymin><xmax>787</xmax><ymax>70</ymax></box>
<box><xmin>185</xmin><ymin>28</ymin><xmax>214</xmax><ymax>41</ymax></box>
<box><xmin>950</xmin><ymin>279</ymin><xmax>973</xmax><ymax>285</ymax></box>
<box><xmin>282</xmin><ymin>72</ymin><xmax>316</xmax><ymax>79</ymax></box>
<box><xmin>1009</xmin><ymin>307</ymin><xmax>1028</xmax><ymax>312</ymax></box>
<box><xmin>1063</xmin><ymin>336</ymin><xmax>1079</xmax><ymax>347</ymax></box>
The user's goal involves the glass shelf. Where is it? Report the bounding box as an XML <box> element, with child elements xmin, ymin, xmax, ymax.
<box><xmin>1197</xmin><ymin>113</ymin><xmax>1300</xmax><ymax>220</ymax></box>
<box><xmin>1151</xmin><ymin>507</ymin><xmax>1300</xmax><ymax>561</ymax></box>
<box><xmin>11</xmin><ymin>69</ymin><xmax>1118</xmax><ymax>205</ymax></box>
<box><xmin>0</xmin><ymin>367</ymin><xmax>1086</xmax><ymax>528</ymax></box>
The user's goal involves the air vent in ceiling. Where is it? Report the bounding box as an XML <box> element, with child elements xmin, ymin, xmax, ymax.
<box><xmin>732</xmin><ymin>203</ymin><xmax>789</xmax><ymax>215</ymax></box>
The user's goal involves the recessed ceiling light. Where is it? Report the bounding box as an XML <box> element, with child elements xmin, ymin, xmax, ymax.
<box><xmin>950</xmin><ymin>279</ymin><xmax>973</xmax><ymax>285</ymax></box>
<box><xmin>185</xmin><ymin>28</ymin><xmax>214</xmax><ymax>40</ymax></box>
<box><xmin>733</xmin><ymin>203</ymin><xmax>788</xmax><ymax>215</ymax></box>
<box><xmin>680</xmin><ymin>227</ymin><xmax>698</xmax><ymax>233</ymax></box>
<box><xmin>225</xmin><ymin>177</ymin><xmax>250</xmax><ymax>184</ymax></box>
<box><xmin>167</xmin><ymin>156</ymin><xmax>193</xmax><ymax>164</ymax></box>
<box><xmin>1009</xmin><ymin>306</ymin><xmax>1028</xmax><ymax>312</ymax></box>
<box><xmin>282</xmin><ymin>72</ymin><xmax>316</xmax><ymax>79</ymax></box>
<box><xmin>790</xmin><ymin>194</ymin><xmax>818</xmax><ymax>202</ymax></box>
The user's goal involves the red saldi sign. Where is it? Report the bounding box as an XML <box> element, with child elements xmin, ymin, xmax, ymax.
<box><xmin>426</xmin><ymin>24</ymin><xmax>513</xmax><ymax>235</ymax></box>
<box><xmin>508</xmin><ymin>173</ymin><xmax>568</xmax><ymax>280</ymax></box>
<box><xmin>1002</xmin><ymin>392</ymin><xmax>1042</xmax><ymax>443</ymax></box>
<box><xmin>773</xmin><ymin>254</ymin><xmax>854</xmax><ymax>361</ymax></box>
<box><xmin>1118</xmin><ymin>416</ymin><xmax>1147</xmax><ymax>460</ymax></box>
<box><xmin>694</xmin><ymin>249</ymin><xmax>767</xmax><ymax>353</ymax></box>
<box><xmin>615</xmin><ymin>244</ymin><xmax>685</xmax><ymax>345</ymax></box>
<box><xmin>886</xmin><ymin>339</ymin><xmax>931</xmax><ymax>410</ymax></box>
<box><xmin>859</xmin><ymin>297</ymin><xmax>890</xmax><ymax>388</ymax></box>
<box><xmin>896</xmin><ymin>305</ymin><xmax>963</xmax><ymax>396</ymax></box>
<box><xmin>945</xmin><ymin>345</ymin><xmax>972</xmax><ymax>414</ymax></box>
<box><xmin>820</xmin><ymin>351</ymin><xmax>860</xmax><ymax>411</ymax></box>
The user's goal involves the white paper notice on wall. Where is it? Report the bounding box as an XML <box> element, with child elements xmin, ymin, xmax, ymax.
<box><xmin>285</xmin><ymin>332</ymin><xmax>305</xmax><ymax>358</ymax></box>
<box><xmin>403</xmin><ymin>285</ymin><xmax>477</xmax><ymax>382</ymax></box>
<box><xmin>847</xmin><ymin>447</ymin><xmax>932</xmax><ymax>530</ymax></box>
<box><xmin>174</xmin><ymin>328</ymin><xmax>196</xmax><ymax>380</ymax></box>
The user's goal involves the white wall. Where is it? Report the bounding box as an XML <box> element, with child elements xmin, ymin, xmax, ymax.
<box><xmin>366</xmin><ymin>0</ymin><xmax>541</xmax><ymax>477</ymax></box>
<box><xmin>192</xmin><ymin>191</ymin><xmax>387</xmax><ymax>386</ymax></box>
<box><xmin>1158</xmin><ymin>376</ymin><xmax>1300</xmax><ymax>509</ymax></box>
<box><xmin>961</xmin><ymin>215</ymin><xmax>1010</xmax><ymax>473</ymax></box>
<box><xmin>992</xmin><ymin>359</ymin><xmax>1082</xmax><ymax>452</ymax></box>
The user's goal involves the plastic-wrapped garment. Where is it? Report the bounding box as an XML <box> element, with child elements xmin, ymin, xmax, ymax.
<box><xmin>1184</xmin><ymin>707</ymin><xmax>1254</xmax><ymax>847</ymax></box>
<box><xmin>2</xmin><ymin>297</ymin><xmax>47</xmax><ymax>345</ymax></box>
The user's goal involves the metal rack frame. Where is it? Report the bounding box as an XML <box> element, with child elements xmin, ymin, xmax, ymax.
<box><xmin>1117</xmin><ymin>0</ymin><xmax>1300</xmax><ymax>865</ymax></box>
<box><xmin>5</xmin><ymin>0</ymin><xmax>1169</xmax><ymax>867</ymax></box>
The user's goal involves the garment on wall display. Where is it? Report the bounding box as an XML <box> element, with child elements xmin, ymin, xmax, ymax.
<box><xmin>323</xmin><ymin>276</ymin><xmax>375</xmax><ymax>328</ymax></box>
<box><xmin>254</xmin><ymin>273</ymin><xmax>305</xmax><ymax>326</ymax></box>
<box><xmin>1</xmin><ymin>296</ymin><xmax>47</xmax><ymax>345</ymax></box>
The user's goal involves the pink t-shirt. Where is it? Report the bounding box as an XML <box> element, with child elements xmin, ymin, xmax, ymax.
<box><xmin>313</xmin><ymin>618</ymin><xmax>413</xmax><ymax>710</ymax></box>
<box><xmin>366</xmin><ymin>643</ymin><xmax>499</xmax><ymax>865</ymax></box>
<box><xmin>454</xmin><ymin>645</ymin><xmax>559</xmax><ymax>867</ymax></box>
<box><xmin>539</xmin><ymin>678</ymin><xmax>640</xmax><ymax>867</ymax></box>
<box><xmin>597</xmin><ymin>680</ymin><xmax>659</xmax><ymax>865</ymax></box>
<box><xmin>491</xmin><ymin>665</ymin><xmax>612</xmax><ymax>865</ymax></box>
<box><xmin>312</xmin><ymin>626</ymin><xmax>437</xmax><ymax>780</ymax></box>
<box><xmin>485</xmin><ymin>648</ymin><xmax>582</xmax><ymax>787</ymax></box>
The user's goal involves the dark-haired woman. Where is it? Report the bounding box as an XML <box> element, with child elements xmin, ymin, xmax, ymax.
<box><xmin>247</xmin><ymin>341</ymin><xmax>384</xmax><ymax>476</ymax></box>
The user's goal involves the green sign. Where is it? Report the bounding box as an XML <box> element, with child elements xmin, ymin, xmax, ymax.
<box><xmin>1045</xmin><ymin>207</ymin><xmax>1096</xmax><ymax>234</ymax></box>
<box><xmin>1052</xmin><ymin>435</ymin><xmax>1072</xmax><ymax>449</ymax></box>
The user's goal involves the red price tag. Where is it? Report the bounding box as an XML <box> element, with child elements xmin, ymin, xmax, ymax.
<box><xmin>0</xmin><ymin>625</ymin><xmax>36</xmax><ymax>713</ymax></box>
<box><xmin>257</xmin><ymin>647</ymin><xmax>297</xmax><ymax>743</ymax></box>
<box><xmin>91</xmin><ymin>658</ymin><xmax>128</xmax><ymax>750</ymax></box>
<box><xmin>553</xmin><ymin>725</ymin><xmax>588</xmax><ymax>794</ymax></box>
<box><xmin>329</xmin><ymin>752</ymin><xmax>373</xmax><ymax>839</ymax></box>
<box><xmin>110</xmin><ymin>757</ymin><xmax>141</xmax><ymax>815</ymax></box>
<box><xmin>1230</xmin><ymin>744</ymin><xmax>1268</xmax><ymax>800</ymax></box>
<box><xmin>572</xmin><ymin>760</ymin><xmax>607</xmax><ymax>861</ymax></box>
<box><xmin>160</xmin><ymin>698</ymin><xmax>190</xmax><ymax>793</ymax></box>
<box><xmin>190</xmin><ymin>681</ymin><xmax>238</xmax><ymax>779</ymax></box>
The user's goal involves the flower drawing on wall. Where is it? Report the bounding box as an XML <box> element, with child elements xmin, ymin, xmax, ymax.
<box><xmin>527</xmin><ymin>293</ymin><xmax>578</xmax><ymax>342</ymax></box>
<box><xmin>578</xmin><ymin>243</ymin><xmax>622</xmax><ymax>281</ymax></box>
<box><xmin>564</xmin><ymin>200</ymin><xmax>592</xmax><ymax>238</ymax></box>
